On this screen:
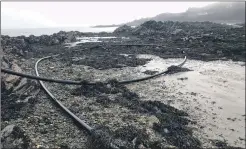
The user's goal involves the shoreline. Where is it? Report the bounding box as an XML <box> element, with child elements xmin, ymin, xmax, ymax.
<box><xmin>1</xmin><ymin>21</ymin><xmax>245</xmax><ymax>149</ymax></box>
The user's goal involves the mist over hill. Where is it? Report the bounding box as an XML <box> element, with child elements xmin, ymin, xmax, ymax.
<box><xmin>125</xmin><ymin>2</ymin><xmax>245</xmax><ymax>26</ymax></box>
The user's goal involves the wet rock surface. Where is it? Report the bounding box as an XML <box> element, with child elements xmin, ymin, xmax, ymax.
<box><xmin>142</xmin><ymin>70</ymin><xmax>159</xmax><ymax>75</ymax></box>
<box><xmin>1</xmin><ymin>57</ymin><xmax>40</xmax><ymax>122</ymax></box>
<box><xmin>66</xmin><ymin>46</ymin><xmax>151</xmax><ymax>70</ymax></box>
<box><xmin>1</xmin><ymin>125</ymin><xmax>34</xmax><ymax>149</ymax></box>
<box><xmin>113</xmin><ymin>21</ymin><xmax>245</xmax><ymax>61</ymax></box>
<box><xmin>1</xmin><ymin>21</ymin><xmax>245</xmax><ymax>148</ymax></box>
<box><xmin>210</xmin><ymin>139</ymin><xmax>244</xmax><ymax>149</ymax></box>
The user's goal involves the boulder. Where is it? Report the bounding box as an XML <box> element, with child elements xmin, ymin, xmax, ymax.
<box><xmin>1</xmin><ymin>125</ymin><xmax>34</xmax><ymax>149</ymax></box>
<box><xmin>4</xmin><ymin>62</ymin><xmax>22</xmax><ymax>91</ymax></box>
<box><xmin>1</xmin><ymin>76</ymin><xmax>40</xmax><ymax>121</ymax></box>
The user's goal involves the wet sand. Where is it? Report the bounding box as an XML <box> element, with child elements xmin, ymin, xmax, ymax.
<box><xmin>127</xmin><ymin>55</ymin><xmax>245</xmax><ymax>148</ymax></box>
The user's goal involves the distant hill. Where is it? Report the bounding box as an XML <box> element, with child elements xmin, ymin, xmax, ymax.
<box><xmin>125</xmin><ymin>2</ymin><xmax>245</xmax><ymax>26</ymax></box>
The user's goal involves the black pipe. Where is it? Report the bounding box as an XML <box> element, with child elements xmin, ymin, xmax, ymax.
<box><xmin>35</xmin><ymin>56</ymin><xmax>120</xmax><ymax>149</ymax></box>
<box><xmin>1</xmin><ymin>55</ymin><xmax>187</xmax><ymax>149</ymax></box>
<box><xmin>120</xmin><ymin>56</ymin><xmax>187</xmax><ymax>84</ymax></box>
<box><xmin>35</xmin><ymin>56</ymin><xmax>93</xmax><ymax>132</ymax></box>
<box><xmin>1</xmin><ymin>56</ymin><xmax>186</xmax><ymax>85</ymax></box>
<box><xmin>1</xmin><ymin>67</ymin><xmax>84</xmax><ymax>85</ymax></box>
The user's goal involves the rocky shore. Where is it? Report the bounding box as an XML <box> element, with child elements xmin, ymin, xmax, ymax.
<box><xmin>1</xmin><ymin>21</ymin><xmax>245</xmax><ymax>149</ymax></box>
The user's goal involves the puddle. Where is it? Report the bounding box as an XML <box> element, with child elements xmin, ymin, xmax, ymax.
<box><xmin>119</xmin><ymin>54</ymin><xmax>131</xmax><ymax>57</ymax></box>
<box><xmin>137</xmin><ymin>54</ymin><xmax>187</xmax><ymax>72</ymax></box>
<box><xmin>76</xmin><ymin>36</ymin><xmax>117</xmax><ymax>40</ymax></box>
<box><xmin>65</xmin><ymin>36</ymin><xmax>130</xmax><ymax>47</ymax></box>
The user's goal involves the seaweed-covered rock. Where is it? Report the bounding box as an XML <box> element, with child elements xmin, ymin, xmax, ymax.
<box><xmin>1</xmin><ymin>37</ymin><xmax>31</xmax><ymax>56</ymax></box>
<box><xmin>1</xmin><ymin>125</ymin><xmax>34</xmax><ymax>149</ymax></box>
<box><xmin>1</xmin><ymin>60</ymin><xmax>40</xmax><ymax>121</ymax></box>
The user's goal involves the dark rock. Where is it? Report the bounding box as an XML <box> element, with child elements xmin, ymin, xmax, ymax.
<box><xmin>153</xmin><ymin>121</ymin><xmax>201</xmax><ymax>149</ymax></box>
<box><xmin>211</xmin><ymin>101</ymin><xmax>216</xmax><ymax>104</ymax></box>
<box><xmin>113</xmin><ymin>126</ymin><xmax>149</xmax><ymax>148</ymax></box>
<box><xmin>167</xmin><ymin>66</ymin><xmax>192</xmax><ymax>74</ymax></box>
<box><xmin>113</xmin><ymin>25</ymin><xmax>133</xmax><ymax>35</ymax></box>
<box><xmin>177</xmin><ymin>77</ymin><xmax>188</xmax><ymax>81</ymax></box>
<box><xmin>191</xmin><ymin>92</ymin><xmax>197</xmax><ymax>96</ymax></box>
<box><xmin>1</xmin><ymin>125</ymin><xmax>33</xmax><ymax>149</ymax></box>
<box><xmin>89</xmin><ymin>127</ymin><xmax>134</xmax><ymax>149</ymax></box>
<box><xmin>112</xmin><ymin>20</ymin><xmax>245</xmax><ymax>61</ymax></box>
<box><xmin>96</xmin><ymin>95</ymin><xmax>111</xmax><ymax>107</ymax></box>
<box><xmin>59</xmin><ymin>143</ymin><xmax>70</xmax><ymax>149</ymax></box>
<box><xmin>238</xmin><ymin>137</ymin><xmax>245</xmax><ymax>141</ymax></box>
<box><xmin>1</xmin><ymin>69</ymin><xmax>40</xmax><ymax>121</ymax></box>
<box><xmin>211</xmin><ymin>139</ymin><xmax>243</xmax><ymax>149</ymax></box>
<box><xmin>67</xmin><ymin>49</ymin><xmax>151</xmax><ymax>70</ymax></box>
<box><xmin>143</xmin><ymin>70</ymin><xmax>159</xmax><ymax>75</ymax></box>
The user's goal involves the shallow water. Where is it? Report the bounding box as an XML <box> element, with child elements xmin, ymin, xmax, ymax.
<box><xmin>1</xmin><ymin>27</ymin><xmax>118</xmax><ymax>37</ymax></box>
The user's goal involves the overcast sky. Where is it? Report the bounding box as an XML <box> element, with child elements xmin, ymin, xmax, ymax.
<box><xmin>2</xmin><ymin>2</ymin><xmax>216</xmax><ymax>29</ymax></box>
